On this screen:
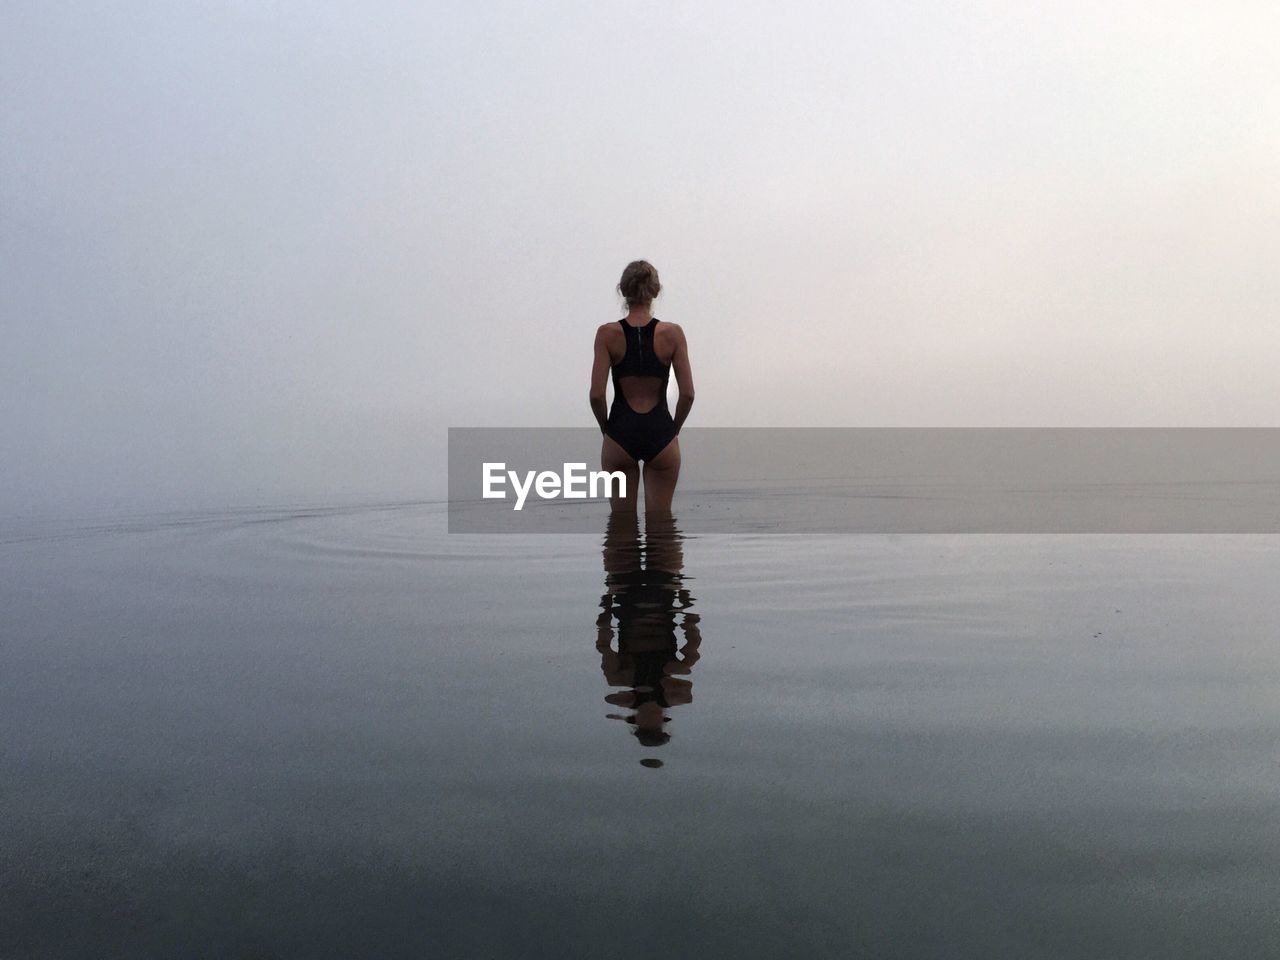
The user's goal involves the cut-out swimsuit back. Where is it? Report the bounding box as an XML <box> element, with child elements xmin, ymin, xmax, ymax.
<box><xmin>606</xmin><ymin>318</ymin><xmax>678</xmax><ymax>462</ymax></box>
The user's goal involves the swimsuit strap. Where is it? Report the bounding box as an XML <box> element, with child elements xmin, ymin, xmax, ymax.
<box><xmin>614</xmin><ymin>318</ymin><xmax>666</xmax><ymax>375</ymax></box>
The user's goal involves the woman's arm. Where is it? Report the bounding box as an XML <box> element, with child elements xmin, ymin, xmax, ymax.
<box><xmin>589</xmin><ymin>325</ymin><xmax>611</xmax><ymax>433</ymax></box>
<box><xmin>670</xmin><ymin>324</ymin><xmax>695</xmax><ymax>433</ymax></box>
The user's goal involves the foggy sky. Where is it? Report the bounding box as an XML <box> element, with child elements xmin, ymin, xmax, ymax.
<box><xmin>3</xmin><ymin>1</ymin><xmax>1278</xmax><ymax>516</ymax></box>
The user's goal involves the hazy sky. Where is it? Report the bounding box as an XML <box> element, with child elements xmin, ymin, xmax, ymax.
<box><xmin>3</xmin><ymin>1</ymin><xmax>1278</xmax><ymax>514</ymax></box>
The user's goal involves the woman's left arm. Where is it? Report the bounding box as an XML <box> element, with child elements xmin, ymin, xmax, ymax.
<box><xmin>589</xmin><ymin>325</ymin><xmax>612</xmax><ymax>433</ymax></box>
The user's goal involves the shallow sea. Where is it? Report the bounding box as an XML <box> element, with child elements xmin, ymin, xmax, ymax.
<box><xmin>2</xmin><ymin>500</ymin><xmax>1278</xmax><ymax>958</ymax></box>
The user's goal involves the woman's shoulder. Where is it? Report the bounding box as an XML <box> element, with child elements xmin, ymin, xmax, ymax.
<box><xmin>655</xmin><ymin>319</ymin><xmax>686</xmax><ymax>343</ymax></box>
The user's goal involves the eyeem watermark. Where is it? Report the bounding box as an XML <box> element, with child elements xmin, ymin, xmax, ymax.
<box><xmin>483</xmin><ymin>462</ymin><xmax>626</xmax><ymax>510</ymax></box>
<box><xmin>452</xmin><ymin>428</ymin><xmax>1280</xmax><ymax>533</ymax></box>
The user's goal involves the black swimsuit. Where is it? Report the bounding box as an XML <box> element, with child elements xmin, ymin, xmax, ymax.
<box><xmin>606</xmin><ymin>318</ymin><xmax>678</xmax><ymax>462</ymax></box>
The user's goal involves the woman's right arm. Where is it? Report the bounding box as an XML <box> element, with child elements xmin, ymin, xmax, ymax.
<box><xmin>589</xmin><ymin>325</ymin><xmax>611</xmax><ymax>433</ymax></box>
<box><xmin>670</xmin><ymin>324</ymin><xmax>695</xmax><ymax>434</ymax></box>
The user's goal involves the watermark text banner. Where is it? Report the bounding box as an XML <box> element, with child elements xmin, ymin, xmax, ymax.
<box><xmin>448</xmin><ymin>428</ymin><xmax>1280</xmax><ymax>533</ymax></box>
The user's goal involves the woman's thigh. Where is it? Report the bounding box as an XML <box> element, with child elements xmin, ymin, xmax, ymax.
<box><xmin>601</xmin><ymin>434</ymin><xmax>639</xmax><ymax>512</ymax></box>
<box><xmin>642</xmin><ymin>437</ymin><xmax>681</xmax><ymax>515</ymax></box>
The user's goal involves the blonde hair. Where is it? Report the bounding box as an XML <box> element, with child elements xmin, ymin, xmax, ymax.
<box><xmin>618</xmin><ymin>260</ymin><xmax>661</xmax><ymax>308</ymax></box>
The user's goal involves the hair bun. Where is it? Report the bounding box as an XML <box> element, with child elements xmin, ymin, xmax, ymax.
<box><xmin>618</xmin><ymin>260</ymin><xmax>661</xmax><ymax>308</ymax></box>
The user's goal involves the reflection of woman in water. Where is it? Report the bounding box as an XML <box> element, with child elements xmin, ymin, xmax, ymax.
<box><xmin>589</xmin><ymin>261</ymin><xmax>696</xmax><ymax>515</ymax></box>
<box><xmin>596</xmin><ymin>512</ymin><xmax>701</xmax><ymax>750</ymax></box>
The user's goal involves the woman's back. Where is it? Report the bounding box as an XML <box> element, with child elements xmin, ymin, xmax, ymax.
<box><xmin>606</xmin><ymin>317</ymin><xmax>677</xmax><ymax>415</ymax></box>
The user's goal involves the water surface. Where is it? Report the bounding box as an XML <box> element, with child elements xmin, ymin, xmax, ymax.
<box><xmin>2</xmin><ymin>501</ymin><xmax>1278</xmax><ymax>957</ymax></box>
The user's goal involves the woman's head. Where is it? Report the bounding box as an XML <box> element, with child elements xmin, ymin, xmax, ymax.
<box><xmin>618</xmin><ymin>260</ymin><xmax>661</xmax><ymax>309</ymax></box>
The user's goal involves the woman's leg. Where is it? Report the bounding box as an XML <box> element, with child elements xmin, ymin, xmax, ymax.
<box><xmin>642</xmin><ymin>437</ymin><xmax>681</xmax><ymax>515</ymax></box>
<box><xmin>601</xmin><ymin>434</ymin><xmax>640</xmax><ymax>513</ymax></box>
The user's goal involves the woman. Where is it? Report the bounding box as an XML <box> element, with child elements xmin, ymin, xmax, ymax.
<box><xmin>589</xmin><ymin>261</ymin><xmax>695</xmax><ymax>514</ymax></box>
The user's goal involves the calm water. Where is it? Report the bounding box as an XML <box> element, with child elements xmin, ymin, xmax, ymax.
<box><xmin>3</xmin><ymin>501</ymin><xmax>1279</xmax><ymax>958</ymax></box>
